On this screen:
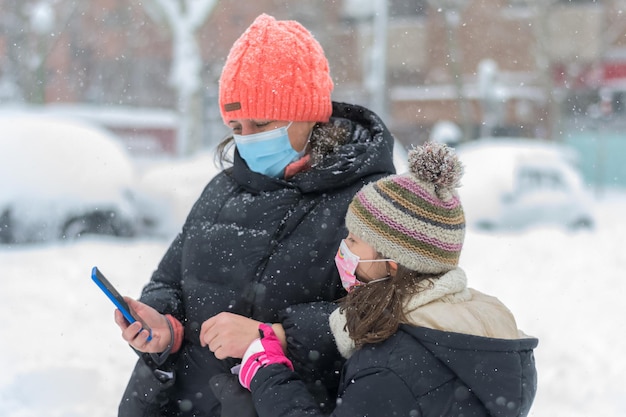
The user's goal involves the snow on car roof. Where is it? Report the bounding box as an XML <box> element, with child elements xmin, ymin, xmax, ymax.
<box><xmin>454</xmin><ymin>137</ymin><xmax>585</xmax><ymax>224</ymax></box>
<box><xmin>0</xmin><ymin>112</ymin><xmax>135</xmax><ymax>204</ymax></box>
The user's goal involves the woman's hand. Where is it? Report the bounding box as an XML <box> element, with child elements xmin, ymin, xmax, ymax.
<box><xmin>114</xmin><ymin>297</ymin><xmax>171</xmax><ymax>353</ymax></box>
<box><xmin>200</xmin><ymin>312</ymin><xmax>286</xmax><ymax>360</ymax></box>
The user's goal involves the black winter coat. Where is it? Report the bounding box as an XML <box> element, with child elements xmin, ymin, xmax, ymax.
<box><xmin>119</xmin><ymin>102</ymin><xmax>396</xmax><ymax>416</ymax></box>
<box><xmin>251</xmin><ymin>324</ymin><xmax>538</xmax><ymax>417</ymax></box>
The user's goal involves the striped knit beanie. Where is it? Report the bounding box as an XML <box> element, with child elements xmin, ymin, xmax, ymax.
<box><xmin>345</xmin><ymin>142</ymin><xmax>465</xmax><ymax>274</ymax></box>
<box><xmin>219</xmin><ymin>14</ymin><xmax>334</xmax><ymax>124</ymax></box>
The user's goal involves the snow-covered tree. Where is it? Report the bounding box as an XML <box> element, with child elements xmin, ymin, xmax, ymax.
<box><xmin>0</xmin><ymin>0</ymin><xmax>79</xmax><ymax>103</ymax></box>
<box><xmin>141</xmin><ymin>0</ymin><xmax>218</xmax><ymax>156</ymax></box>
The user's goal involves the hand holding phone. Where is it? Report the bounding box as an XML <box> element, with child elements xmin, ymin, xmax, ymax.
<box><xmin>91</xmin><ymin>266</ymin><xmax>153</xmax><ymax>341</ymax></box>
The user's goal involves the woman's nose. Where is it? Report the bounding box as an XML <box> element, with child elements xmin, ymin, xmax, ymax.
<box><xmin>239</xmin><ymin>126</ymin><xmax>256</xmax><ymax>135</ymax></box>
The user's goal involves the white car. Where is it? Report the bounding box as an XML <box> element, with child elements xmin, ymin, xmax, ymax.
<box><xmin>455</xmin><ymin>138</ymin><xmax>595</xmax><ymax>231</ymax></box>
<box><xmin>0</xmin><ymin>112</ymin><xmax>146</xmax><ymax>243</ymax></box>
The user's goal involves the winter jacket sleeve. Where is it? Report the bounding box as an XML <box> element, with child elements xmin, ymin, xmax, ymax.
<box><xmin>279</xmin><ymin>301</ymin><xmax>344</xmax><ymax>410</ymax></box>
<box><xmin>280</xmin><ymin>302</ymin><xmax>344</xmax><ymax>378</ymax></box>
<box><xmin>138</xmin><ymin>177</ymin><xmax>221</xmax><ymax>321</ymax></box>
<box><xmin>250</xmin><ymin>363</ymin><xmax>415</xmax><ymax>417</ymax></box>
<box><xmin>138</xmin><ymin>232</ymin><xmax>185</xmax><ymax>320</ymax></box>
<box><xmin>251</xmin><ymin>365</ymin><xmax>325</xmax><ymax>417</ymax></box>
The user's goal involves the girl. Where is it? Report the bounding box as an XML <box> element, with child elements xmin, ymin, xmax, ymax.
<box><xmin>236</xmin><ymin>141</ymin><xmax>538</xmax><ymax>417</ymax></box>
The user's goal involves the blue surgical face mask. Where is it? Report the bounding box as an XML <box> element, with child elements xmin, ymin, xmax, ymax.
<box><xmin>234</xmin><ymin>122</ymin><xmax>305</xmax><ymax>178</ymax></box>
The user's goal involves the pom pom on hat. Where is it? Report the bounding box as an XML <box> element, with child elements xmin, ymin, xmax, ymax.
<box><xmin>408</xmin><ymin>140</ymin><xmax>464</xmax><ymax>199</ymax></box>
<box><xmin>345</xmin><ymin>142</ymin><xmax>465</xmax><ymax>274</ymax></box>
<box><xmin>219</xmin><ymin>14</ymin><xmax>334</xmax><ymax>124</ymax></box>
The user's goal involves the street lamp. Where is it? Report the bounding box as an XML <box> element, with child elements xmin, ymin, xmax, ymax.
<box><xmin>349</xmin><ymin>0</ymin><xmax>389</xmax><ymax>123</ymax></box>
<box><xmin>427</xmin><ymin>0</ymin><xmax>471</xmax><ymax>141</ymax></box>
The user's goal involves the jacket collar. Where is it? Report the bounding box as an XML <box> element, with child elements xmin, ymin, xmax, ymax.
<box><xmin>330</xmin><ymin>268</ymin><xmax>469</xmax><ymax>359</ymax></box>
<box><xmin>229</xmin><ymin>101</ymin><xmax>396</xmax><ymax>194</ymax></box>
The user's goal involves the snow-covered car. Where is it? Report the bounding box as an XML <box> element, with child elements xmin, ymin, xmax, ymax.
<box><xmin>0</xmin><ymin>112</ymin><xmax>147</xmax><ymax>244</ymax></box>
<box><xmin>455</xmin><ymin>138</ymin><xmax>595</xmax><ymax>231</ymax></box>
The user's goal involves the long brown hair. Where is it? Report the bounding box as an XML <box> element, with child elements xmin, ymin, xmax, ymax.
<box><xmin>340</xmin><ymin>263</ymin><xmax>439</xmax><ymax>348</ymax></box>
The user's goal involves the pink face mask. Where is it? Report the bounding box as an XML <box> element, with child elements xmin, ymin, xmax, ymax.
<box><xmin>334</xmin><ymin>240</ymin><xmax>393</xmax><ymax>292</ymax></box>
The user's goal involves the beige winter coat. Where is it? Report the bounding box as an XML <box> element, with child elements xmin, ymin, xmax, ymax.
<box><xmin>330</xmin><ymin>267</ymin><xmax>529</xmax><ymax>359</ymax></box>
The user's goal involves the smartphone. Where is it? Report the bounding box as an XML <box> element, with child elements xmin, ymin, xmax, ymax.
<box><xmin>91</xmin><ymin>266</ymin><xmax>152</xmax><ymax>341</ymax></box>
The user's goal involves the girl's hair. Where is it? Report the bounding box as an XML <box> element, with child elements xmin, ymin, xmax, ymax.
<box><xmin>340</xmin><ymin>262</ymin><xmax>440</xmax><ymax>348</ymax></box>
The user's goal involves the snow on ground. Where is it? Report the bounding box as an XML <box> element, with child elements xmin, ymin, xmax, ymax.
<box><xmin>0</xmin><ymin>190</ymin><xmax>625</xmax><ymax>417</ymax></box>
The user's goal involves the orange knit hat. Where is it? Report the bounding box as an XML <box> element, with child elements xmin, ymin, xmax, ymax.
<box><xmin>219</xmin><ymin>14</ymin><xmax>334</xmax><ymax>124</ymax></box>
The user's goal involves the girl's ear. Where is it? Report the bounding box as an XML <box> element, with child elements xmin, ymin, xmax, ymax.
<box><xmin>387</xmin><ymin>261</ymin><xmax>398</xmax><ymax>277</ymax></box>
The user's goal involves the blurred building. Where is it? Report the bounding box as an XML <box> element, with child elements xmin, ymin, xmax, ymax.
<box><xmin>1</xmin><ymin>0</ymin><xmax>624</xmax><ymax>151</ymax></box>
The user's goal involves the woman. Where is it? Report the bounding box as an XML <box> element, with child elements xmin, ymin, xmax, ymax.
<box><xmin>114</xmin><ymin>13</ymin><xmax>396</xmax><ymax>417</ymax></box>
<box><xmin>236</xmin><ymin>142</ymin><xmax>539</xmax><ymax>417</ymax></box>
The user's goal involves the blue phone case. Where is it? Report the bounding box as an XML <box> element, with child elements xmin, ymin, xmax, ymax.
<box><xmin>91</xmin><ymin>266</ymin><xmax>152</xmax><ymax>341</ymax></box>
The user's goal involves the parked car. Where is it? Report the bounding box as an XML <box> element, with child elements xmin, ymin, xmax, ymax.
<box><xmin>454</xmin><ymin>138</ymin><xmax>595</xmax><ymax>231</ymax></box>
<box><xmin>0</xmin><ymin>112</ymin><xmax>149</xmax><ymax>244</ymax></box>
